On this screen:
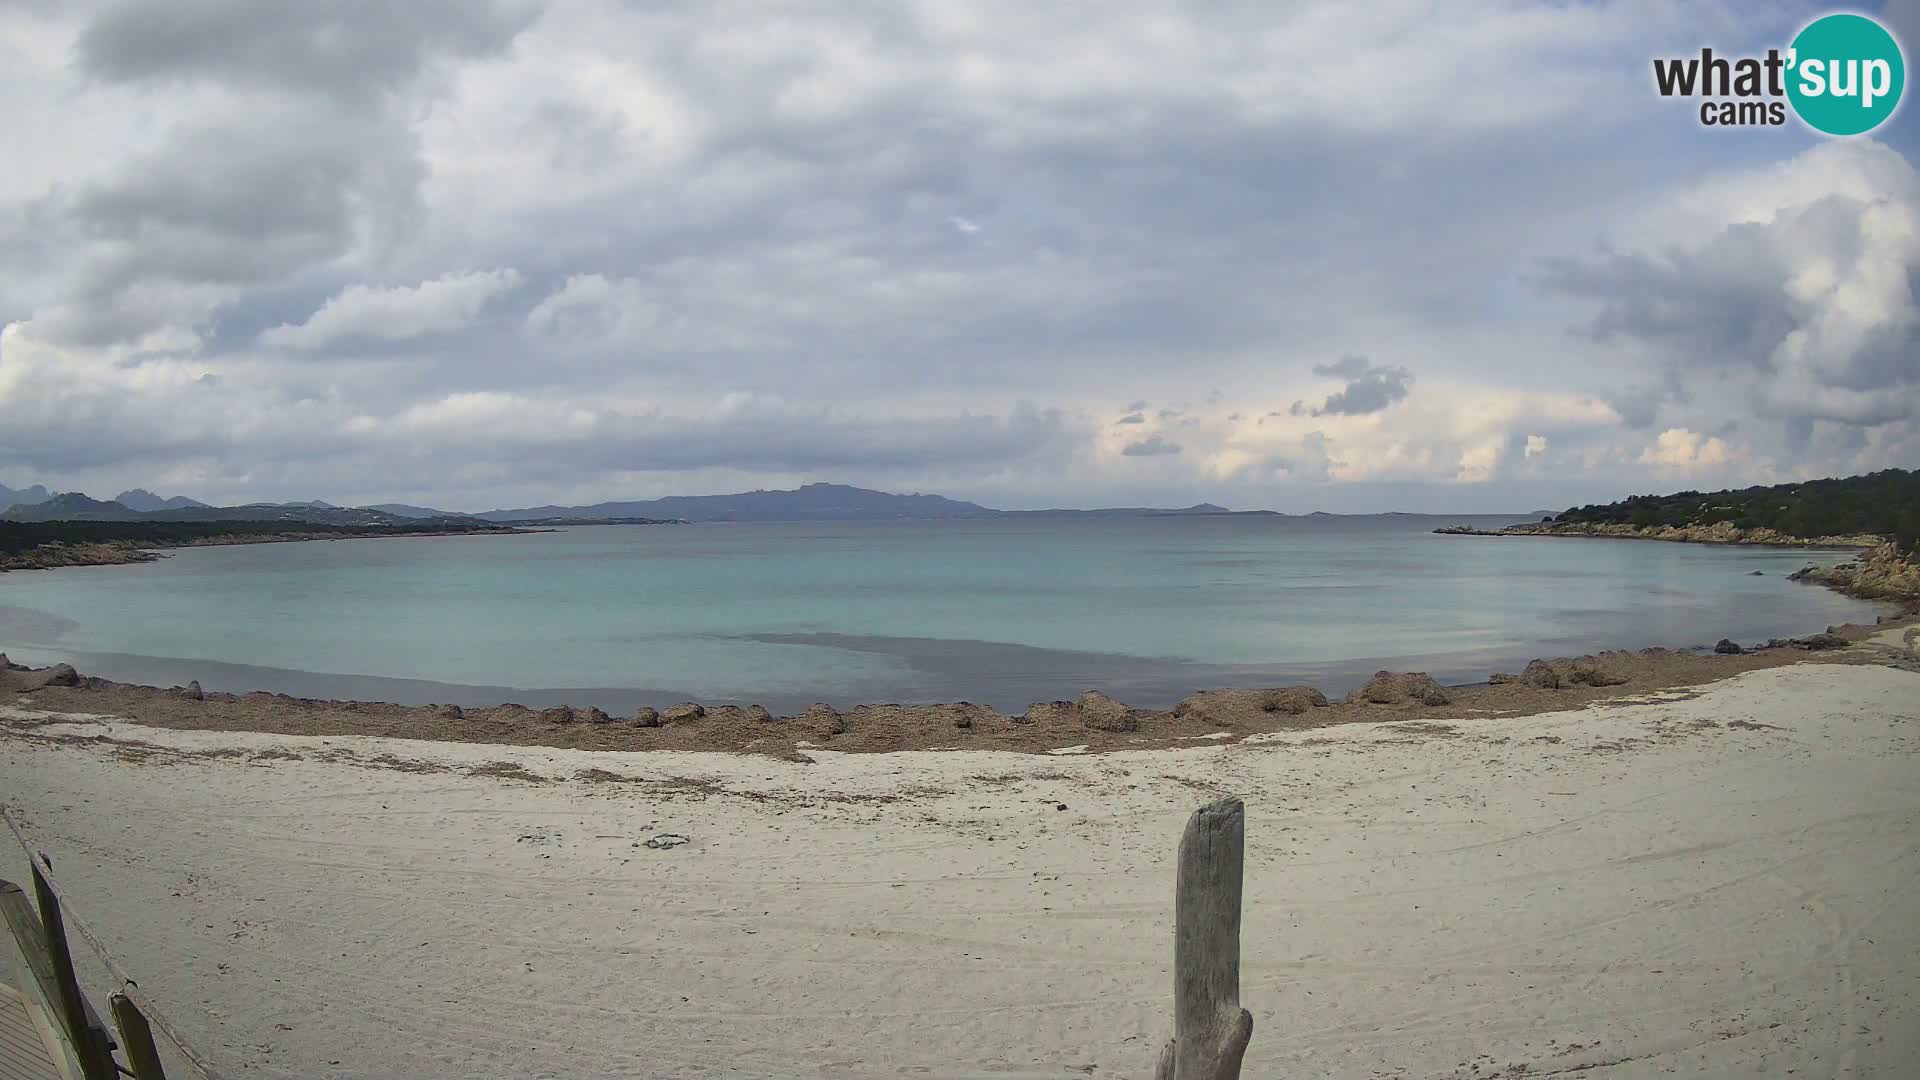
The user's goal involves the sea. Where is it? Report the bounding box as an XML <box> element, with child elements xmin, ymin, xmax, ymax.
<box><xmin>0</xmin><ymin>515</ymin><xmax>1892</xmax><ymax>714</ymax></box>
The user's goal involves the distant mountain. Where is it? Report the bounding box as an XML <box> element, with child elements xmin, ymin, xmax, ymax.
<box><xmin>1</xmin><ymin>493</ymin><xmax>465</xmax><ymax>529</ymax></box>
<box><xmin>479</xmin><ymin>482</ymin><xmax>998</xmax><ymax>523</ymax></box>
<box><xmin>1007</xmin><ymin>502</ymin><xmax>1277</xmax><ymax>518</ymax></box>
<box><xmin>114</xmin><ymin>489</ymin><xmax>211</xmax><ymax>512</ymax></box>
<box><xmin>361</xmin><ymin>503</ymin><xmax>462</xmax><ymax>519</ymax></box>
<box><xmin>0</xmin><ymin>482</ymin><xmax>52</xmax><ymax>511</ymax></box>
<box><xmin>1</xmin><ymin>493</ymin><xmax>141</xmax><ymax>521</ymax></box>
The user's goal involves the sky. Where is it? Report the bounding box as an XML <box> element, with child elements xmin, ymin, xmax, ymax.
<box><xmin>1</xmin><ymin>0</ymin><xmax>1918</xmax><ymax>514</ymax></box>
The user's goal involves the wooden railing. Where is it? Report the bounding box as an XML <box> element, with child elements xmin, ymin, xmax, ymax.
<box><xmin>3</xmin><ymin>806</ymin><xmax>227</xmax><ymax>1080</ymax></box>
<box><xmin>3</xmin><ymin>799</ymin><xmax>1250</xmax><ymax>1079</ymax></box>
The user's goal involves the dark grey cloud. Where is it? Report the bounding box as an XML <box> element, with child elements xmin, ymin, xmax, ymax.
<box><xmin>1292</xmin><ymin>357</ymin><xmax>1415</xmax><ymax>417</ymax></box>
<box><xmin>3</xmin><ymin>4</ymin><xmax>1914</xmax><ymax>506</ymax></box>
<box><xmin>1121</xmin><ymin>434</ymin><xmax>1182</xmax><ymax>457</ymax></box>
<box><xmin>76</xmin><ymin>0</ymin><xmax>536</xmax><ymax>95</ymax></box>
<box><xmin>1543</xmin><ymin>183</ymin><xmax>1920</xmax><ymax>431</ymax></box>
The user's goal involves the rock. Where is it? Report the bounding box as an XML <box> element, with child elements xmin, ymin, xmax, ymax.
<box><xmin>1787</xmin><ymin>566</ymin><xmax>1815</xmax><ymax>581</ymax></box>
<box><xmin>631</xmin><ymin>706</ymin><xmax>662</xmax><ymax>727</ymax></box>
<box><xmin>946</xmin><ymin>701</ymin><xmax>995</xmax><ymax>730</ymax></box>
<box><xmin>1749</xmin><ymin>570</ymin><xmax>1764</xmax><ymax>576</ymax></box>
<box><xmin>435</xmin><ymin>704</ymin><xmax>464</xmax><ymax>720</ymax></box>
<box><xmin>801</xmin><ymin>703</ymin><xmax>845</xmax><ymax>735</ymax></box>
<box><xmin>1713</xmin><ymin>638</ymin><xmax>1743</xmax><ymax>655</ymax></box>
<box><xmin>1796</xmin><ymin>632</ymin><xmax>1848</xmax><ymax>651</ymax></box>
<box><xmin>643</xmin><ymin>833</ymin><xmax>690</xmax><ymax>850</ymax></box>
<box><xmin>662</xmin><ymin>702</ymin><xmax>706</xmax><ymax>724</ymax></box>
<box><xmin>1521</xmin><ymin>660</ymin><xmax>1560</xmax><ymax>690</ymax></box>
<box><xmin>1260</xmin><ymin>686</ymin><xmax>1328</xmax><ymax>714</ymax></box>
<box><xmin>581</xmin><ymin>706</ymin><xmax>613</xmax><ymax>723</ymax></box>
<box><xmin>1351</xmin><ymin>670</ymin><xmax>1451</xmax><ymax>705</ymax></box>
<box><xmin>1569</xmin><ymin>663</ymin><xmax>1628</xmax><ymax>688</ymax></box>
<box><xmin>180</xmin><ymin>679</ymin><xmax>205</xmax><ymax>701</ymax></box>
<box><xmin>1077</xmin><ymin>690</ymin><xmax>1138</xmax><ymax>732</ymax></box>
<box><xmin>1022</xmin><ymin>700</ymin><xmax>1079</xmax><ymax>725</ymax></box>
<box><xmin>19</xmin><ymin>663</ymin><xmax>81</xmax><ymax>691</ymax></box>
<box><xmin>1488</xmin><ymin>672</ymin><xmax>1518</xmax><ymax>685</ymax></box>
<box><xmin>0</xmin><ymin>654</ymin><xmax>8</xmax><ymax>670</ymax></box>
<box><xmin>1054</xmin><ymin>803</ymin><xmax>1068</xmax><ymax>812</ymax></box>
<box><xmin>538</xmin><ymin>706</ymin><xmax>575</xmax><ymax>723</ymax></box>
<box><xmin>744</xmin><ymin>704</ymin><xmax>773</xmax><ymax>723</ymax></box>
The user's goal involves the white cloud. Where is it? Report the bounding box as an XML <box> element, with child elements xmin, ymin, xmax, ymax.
<box><xmin>1639</xmin><ymin>428</ymin><xmax>1732</xmax><ymax>469</ymax></box>
<box><xmin>262</xmin><ymin>269</ymin><xmax>523</xmax><ymax>349</ymax></box>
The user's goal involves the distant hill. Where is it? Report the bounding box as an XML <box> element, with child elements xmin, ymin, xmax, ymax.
<box><xmin>1555</xmin><ymin>468</ymin><xmax>1920</xmax><ymax>553</ymax></box>
<box><xmin>479</xmin><ymin>482</ymin><xmax>999</xmax><ymax>522</ymax></box>
<box><xmin>1</xmin><ymin>494</ymin><xmax>465</xmax><ymax>529</ymax></box>
<box><xmin>362</xmin><ymin>503</ymin><xmax>460</xmax><ymax>519</ymax></box>
<box><xmin>0</xmin><ymin>482</ymin><xmax>51</xmax><ymax>511</ymax></box>
<box><xmin>1</xmin><ymin>493</ymin><xmax>138</xmax><ymax>521</ymax></box>
<box><xmin>114</xmin><ymin>489</ymin><xmax>211</xmax><ymax>512</ymax></box>
<box><xmin>1006</xmin><ymin>502</ymin><xmax>1278</xmax><ymax>518</ymax></box>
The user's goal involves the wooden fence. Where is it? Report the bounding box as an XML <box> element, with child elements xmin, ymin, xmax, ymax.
<box><xmin>3</xmin><ymin>798</ymin><xmax>1250</xmax><ymax>1080</ymax></box>
<box><xmin>2</xmin><ymin>806</ymin><xmax>227</xmax><ymax>1080</ymax></box>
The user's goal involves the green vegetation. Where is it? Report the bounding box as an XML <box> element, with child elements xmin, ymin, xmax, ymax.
<box><xmin>1554</xmin><ymin>469</ymin><xmax>1920</xmax><ymax>553</ymax></box>
<box><xmin>0</xmin><ymin>518</ymin><xmax>514</xmax><ymax>557</ymax></box>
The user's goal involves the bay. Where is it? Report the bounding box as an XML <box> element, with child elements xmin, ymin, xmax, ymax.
<box><xmin>0</xmin><ymin>515</ymin><xmax>1888</xmax><ymax>713</ymax></box>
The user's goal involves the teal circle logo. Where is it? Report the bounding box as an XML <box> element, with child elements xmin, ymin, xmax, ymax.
<box><xmin>1787</xmin><ymin>13</ymin><xmax>1905</xmax><ymax>136</ymax></box>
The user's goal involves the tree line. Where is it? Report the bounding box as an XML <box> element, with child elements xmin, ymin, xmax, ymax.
<box><xmin>1553</xmin><ymin>469</ymin><xmax>1920</xmax><ymax>554</ymax></box>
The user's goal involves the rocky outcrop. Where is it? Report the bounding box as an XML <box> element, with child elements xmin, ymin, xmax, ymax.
<box><xmin>1786</xmin><ymin>544</ymin><xmax>1920</xmax><ymax>604</ymax></box>
<box><xmin>1021</xmin><ymin>700</ymin><xmax>1078</xmax><ymax>726</ymax></box>
<box><xmin>631</xmin><ymin>706</ymin><xmax>662</xmax><ymax>727</ymax></box>
<box><xmin>434</xmin><ymin>703</ymin><xmax>464</xmax><ymax>719</ymax></box>
<box><xmin>801</xmin><ymin>703</ymin><xmax>845</xmax><ymax>736</ymax></box>
<box><xmin>743</xmin><ymin>704</ymin><xmax>774</xmax><ymax>723</ymax></box>
<box><xmin>662</xmin><ymin>703</ymin><xmax>705</xmax><ymax>724</ymax></box>
<box><xmin>1348</xmin><ymin>671</ymin><xmax>1451</xmax><ymax>706</ymax></box>
<box><xmin>13</xmin><ymin>663</ymin><xmax>81</xmax><ymax>691</ymax></box>
<box><xmin>1076</xmin><ymin>690</ymin><xmax>1138</xmax><ymax>732</ymax></box>
<box><xmin>178</xmin><ymin>680</ymin><xmax>205</xmax><ymax>701</ymax></box>
<box><xmin>1172</xmin><ymin>686</ymin><xmax>1330</xmax><ymax>726</ymax></box>
<box><xmin>538</xmin><ymin>706</ymin><xmax>576</xmax><ymax>723</ymax></box>
<box><xmin>580</xmin><ymin>706</ymin><xmax>613</xmax><ymax>723</ymax></box>
<box><xmin>1714</xmin><ymin>639</ymin><xmax>1743</xmax><ymax>655</ymax></box>
<box><xmin>1467</xmin><ymin>521</ymin><xmax>1885</xmax><ymax>548</ymax></box>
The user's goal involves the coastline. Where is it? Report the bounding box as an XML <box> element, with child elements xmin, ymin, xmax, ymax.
<box><xmin>3</xmin><ymin>530</ymin><xmax>1915</xmax><ymax>757</ymax></box>
<box><xmin>0</xmin><ymin>524</ymin><xmax>543</xmax><ymax>573</ymax></box>
<box><xmin>5</xmin><ymin>609</ymin><xmax>1914</xmax><ymax>758</ymax></box>
<box><xmin>1433</xmin><ymin>518</ymin><xmax>1884</xmax><ymax>548</ymax></box>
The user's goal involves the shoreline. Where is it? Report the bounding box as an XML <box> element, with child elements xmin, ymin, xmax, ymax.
<box><xmin>0</xmin><ymin>524</ymin><xmax>545</xmax><ymax>573</ymax></box>
<box><xmin>4</xmin><ymin>531</ymin><xmax>1915</xmax><ymax>757</ymax></box>
<box><xmin>1433</xmin><ymin>519</ymin><xmax>1884</xmax><ymax>548</ymax></box>
<box><xmin>5</xmin><ymin>609</ymin><xmax>1914</xmax><ymax>758</ymax></box>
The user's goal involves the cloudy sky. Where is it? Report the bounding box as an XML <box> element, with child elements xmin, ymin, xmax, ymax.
<box><xmin>2</xmin><ymin>0</ymin><xmax>1918</xmax><ymax>513</ymax></box>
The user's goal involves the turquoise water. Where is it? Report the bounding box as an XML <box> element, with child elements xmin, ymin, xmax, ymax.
<box><xmin>0</xmin><ymin>517</ymin><xmax>1889</xmax><ymax>712</ymax></box>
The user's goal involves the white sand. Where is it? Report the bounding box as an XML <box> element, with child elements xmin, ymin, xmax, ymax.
<box><xmin>2</xmin><ymin>660</ymin><xmax>1917</xmax><ymax>1080</ymax></box>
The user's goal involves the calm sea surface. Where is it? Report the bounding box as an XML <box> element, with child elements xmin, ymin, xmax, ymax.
<box><xmin>0</xmin><ymin>516</ymin><xmax>1891</xmax><ymax>712</ymax></box>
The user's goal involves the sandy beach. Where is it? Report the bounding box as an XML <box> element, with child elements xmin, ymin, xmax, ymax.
<box><xmin>3</xmin><ymin>631</ymin><xmax>1917</xmax><ymax>1079</ymax></box>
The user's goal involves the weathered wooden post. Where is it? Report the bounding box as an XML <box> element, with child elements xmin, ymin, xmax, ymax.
<box><xmin>1154</xmin><ymin>797</ymin><xmax>1252</xmax><ymax>1080</ymax></box>
<box><xmin>110</xmin><ymin>992</ymin><xmax>169</xmax><ymax>1079</ymax></box>
<box><xmin>30</xmin><ymin>857</ymin><xmax>120</xmax><ymax>1080</ymax></box>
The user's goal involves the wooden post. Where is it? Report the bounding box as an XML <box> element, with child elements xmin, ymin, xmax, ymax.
<box><xmin>30</xmin><ymin>858</ymin><xmax>119</xmax><ymax>1080</ymax></box>
<box><xmin>1154</xmin><ymin>798</ymin><xmax>1252</xmax><ymax>1080</ymax></box>
<box><xmin>111</xmin><ymin>992</ymin><xmax>169</xmax><ymax>1080</ymax></box>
